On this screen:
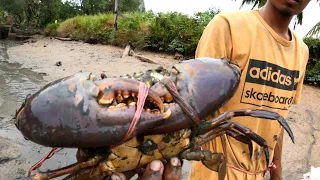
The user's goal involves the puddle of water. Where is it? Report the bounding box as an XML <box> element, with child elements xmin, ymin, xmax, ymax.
<box><xmin>0</xmin><ymin>40</ymin><xmax>76</xmax><ymax>180</ymax></box>
<box><xmin>0</xmin><ymin>41</ymin><xmax>44</xmax><ymax>114</ymax></box>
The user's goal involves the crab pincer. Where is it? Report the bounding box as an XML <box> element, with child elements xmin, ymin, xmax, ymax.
<box><xmin>15</xmin><ymin>73</ymin><xmax>171</xmax><ymax>148</ymax></box>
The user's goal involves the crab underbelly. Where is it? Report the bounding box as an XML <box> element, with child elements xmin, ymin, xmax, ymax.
<box><xmin>100</xmin><ymin>129</ymin><xmax>192</xmax><ymax>174</ymax></box>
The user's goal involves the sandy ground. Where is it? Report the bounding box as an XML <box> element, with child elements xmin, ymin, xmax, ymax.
<box><xmin>3</xmin><ymin>36</ymin><xmax>320</xmax><ymax>180</ymax></box>
<box><xmin>7</xmin><ymin>36</ymin><xmax>180</xmax><ymax>82</ymax></box>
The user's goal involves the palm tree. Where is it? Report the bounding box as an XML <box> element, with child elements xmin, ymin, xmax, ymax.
<box><xmin>236</xmin><ymin>0</ymin><xmax>320</xmax><ymax>37</ymax></box>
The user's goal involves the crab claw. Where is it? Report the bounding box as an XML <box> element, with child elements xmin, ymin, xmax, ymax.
<box><xmin>15</xmin><ymin>72</ymin><xmax>171</xmax><ymax>148</ymax></box>
<box><xmin>14</xmin><ymin>58</ymin><xmax>242</xmax><ymax>148</ymax></box>
<box><xmin>145</xmin><ymin>58</ymin><xmax>242</xmax><ymax>134</ymax></box>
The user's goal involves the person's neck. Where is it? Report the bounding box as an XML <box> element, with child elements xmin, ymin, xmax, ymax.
<box><xmin>259</xmin><ymin>4</ymin><xmax>293</xmax><ymax>40</ymax></box>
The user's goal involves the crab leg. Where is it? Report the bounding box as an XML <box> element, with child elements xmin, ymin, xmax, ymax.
<box><xmin>193</xmin><ymin>109</ymin><xmax>294</xmax><ymax>169</ymax></box>
<box><xmin>63</xmin><ymin>167</ymin><xmax>105</xmax><ymax>180</ymax></box>
<box><xmin>181</xmin><ymin>151</ymin><xmax>226</xmax><ymax>180</ymax></box>
<box><xmin>197</xmin><ymin>122</ymin><xmax>254</xmax><ymax>154</ymax></box>
<box><xmin>232</xmin><ymin>109</ymin><xmax>294</xmax><ymax>143</ymax></box>
<box><xmin>225</xmin><ymin>130</ymin><xmax>253</xmax><ymax>157</ymax></box>
<box><xmin>197</xmin><ymin>120</ymin><xmax>270</xmax><ymax>166</ymax></box>
<box><xmin>175</xmin><ymin>120</ymin><xmax>269</xmax><ymax>180</ymax></box>
<box><xmin>204</xmin><ymin>110</ymin><xmax>294</xmax><ymax>144</ymax></box>
<box><xmin>30</xmin><ymin>155</ymin><xmax>103</xmax><ymax>180</ymax></box>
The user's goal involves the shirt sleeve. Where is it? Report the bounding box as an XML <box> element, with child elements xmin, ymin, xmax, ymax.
<box><xmin>195</xmin><ymin>14</ymin><xmax>233</xmax><ymax>60</ymax></box>
<box><xmin>292</xmin><ymin>47</ymin><xmax>309</xmax><ymax>104</ymax></box>
<box><xmin>292</xmin><ymin>72</ymin><xmax>304</xmax><ymax>104</ymax></box>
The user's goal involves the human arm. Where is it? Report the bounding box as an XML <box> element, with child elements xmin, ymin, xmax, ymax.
<box><xmin>270</xmin><ymin>128</ymin><xmax>283</xmax><ymax>180</ymax></box>
<box><xmin>292</xmin><ymin>45</ymin><xmax>309</xmax><ymax>105</ymax></box>
<box><xmin>270</xmin><ymin>72</ymin><xmax>305</xmax><ymax>179</ymax></box>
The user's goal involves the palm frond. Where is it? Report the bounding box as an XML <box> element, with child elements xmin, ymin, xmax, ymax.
<box><xmin>293</xmin><ymin>12</ymin><xmax>303</xmax><ymax>30</ymax></box>
<box><xmin>239</xmin><ymin>0</ymin><xmax>265</xmax><ymax>9</ymax></box>
<box><xmin>306</xmin><ymin>21</ymin><xmax>320</xmax><ymax>37</ymax></box>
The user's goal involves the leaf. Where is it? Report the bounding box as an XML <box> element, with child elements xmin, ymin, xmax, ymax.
<box><xmin>306</xmin><ymin>21</ymin><xmax>320</xmax><ymax>37</ymax></box>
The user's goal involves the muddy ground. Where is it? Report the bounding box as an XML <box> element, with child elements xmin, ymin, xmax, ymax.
<box><xmin>0</xmin><ymin>36</ymin><xmax>319</xmax><ymax>180</ymax></box>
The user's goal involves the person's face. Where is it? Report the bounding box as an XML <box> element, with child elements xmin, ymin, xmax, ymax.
<box><xmin>268</xmin><ymin>0</ymin><xmax>311</xmax><ymax>16</ymax></box>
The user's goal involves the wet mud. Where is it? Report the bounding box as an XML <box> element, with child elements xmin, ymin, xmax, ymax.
<box><xmin>0</xmin><ymin>40</ymin><xmax>77</xmax><ymax>180</ymax></box>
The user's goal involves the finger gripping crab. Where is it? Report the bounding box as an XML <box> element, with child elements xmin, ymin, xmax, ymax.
<box><xmin>14</xmin><ymin>58</ymin><xmax>294</xmax><ymax>180</ymax></box>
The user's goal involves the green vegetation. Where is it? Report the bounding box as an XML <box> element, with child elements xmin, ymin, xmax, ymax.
<box><xmin>303</xmin><ymin>38</ymin><xmax>320</xmax><ymax>84</ymax></box>
<box><xmin>113</xmin><ymin>12</ymin><xmax>153</xmax><ymax>48</ymax></box>
<box><xmin>54</xmin><ymin>14</ymin><xmax>115</xmax><ymax>43</ymax></box>
<box><xmin>0</xmin><ymin>0</ymin><xmax>144</xmax><ymax>29</ymax></box>
<box><xmin>48</xmin><ymin>8</ymin><xmax>220</xmax><ymax>55</ymax></box>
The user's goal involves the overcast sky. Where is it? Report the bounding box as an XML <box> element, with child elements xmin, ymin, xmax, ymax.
<box><xmin>144</xmin><ymin>0</ymin><xmax>320</xmax><ymax>39</ymax></box>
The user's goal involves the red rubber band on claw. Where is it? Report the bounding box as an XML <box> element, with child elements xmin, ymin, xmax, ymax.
<box><xmin>121</xmin><ymin>82</ymin><xmax>149</xmax><ymax>143</ymax></box>
<box><xmin>28</xmin><ymin>148</ymin><xmax>63</xmax><ymax>176</ymax></box>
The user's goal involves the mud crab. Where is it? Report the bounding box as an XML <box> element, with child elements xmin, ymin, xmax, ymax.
<box><xmin>14</xmin><ymin>58</ymin><xmax>294</xmax><ymax>180</ymax></box>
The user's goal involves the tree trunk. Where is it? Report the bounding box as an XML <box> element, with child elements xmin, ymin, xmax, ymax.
<box><xmin>90</xmin><ymin>0</ymin><xmax>94</xmax><ymax>15</ymax></box>
<box><xmin>114</xmin><ymin>0</ymin><xmax>119</xmax><ymax>31</ymax></box>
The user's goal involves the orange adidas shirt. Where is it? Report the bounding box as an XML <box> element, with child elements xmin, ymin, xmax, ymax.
<box><xmin>188</xmin><ymin>10</ymin><xmax>309</xmax><ymax>180</ymax></box>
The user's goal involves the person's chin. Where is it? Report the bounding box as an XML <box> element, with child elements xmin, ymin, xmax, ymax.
<box><xmin>277</xmin><ymin>7</ymin><xmax>296</xmax><ymax>17</ymax></box>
